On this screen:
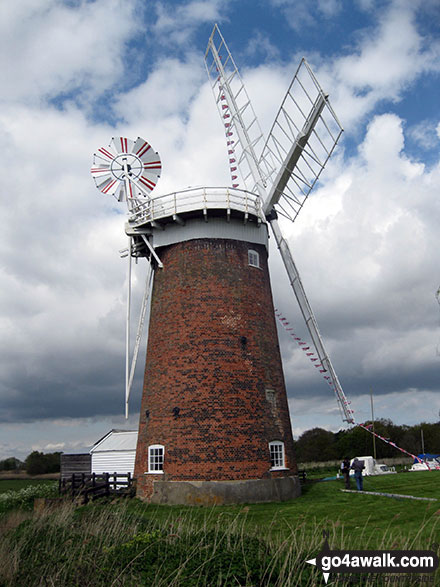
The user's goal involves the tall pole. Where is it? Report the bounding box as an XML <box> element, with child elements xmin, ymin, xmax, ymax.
<box><xmin>125</xmin><ymin>237</ymin><xmax>132</xmax><ymax>419</ymax></box>
<box><xmin>370</xmin><ymin>389</ymin><xmax>376</xmax><ymax>460</ymax></box>
<box><xmin>421</xmin><ymin>427</ymin><xmax>425</xmax><ymax>456</ymax></box>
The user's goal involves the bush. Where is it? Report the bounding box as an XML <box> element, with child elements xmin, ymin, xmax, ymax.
<box><xmin>24</xmin><ymin>451</ymin><xmax>61</xmax><ymax>475</ymax></box>
<box><xmin>0</xmin><ymin>457</ymin><xmax>23</xmax><ymax>471</ymax></box>
<box><xmin>0</xmin><ymin>483</ymin><xmax>58</xmax><ymax>513</ymax></box>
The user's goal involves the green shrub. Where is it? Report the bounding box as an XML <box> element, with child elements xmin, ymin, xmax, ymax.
<box><xmin>0</xmin><ymin>482</ymin><xmax>58</xmax><ymax>513</ymax></box>
<box><xmin>24</xmin><ymin>451</ymin><xmax>61</xmax><ymax>475</ymax></box>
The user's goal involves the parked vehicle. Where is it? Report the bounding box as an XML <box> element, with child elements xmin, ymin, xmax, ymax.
<box><xmin>348</xmin><ymin>456</ymin><xmax>396</xmax><ymax>476</ymax></box>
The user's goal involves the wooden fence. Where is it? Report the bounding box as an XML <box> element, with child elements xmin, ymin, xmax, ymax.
<box><xmin>59</xmin><ymin>472</ymin><xmax>133</xmax><ymax>503</ymax></box>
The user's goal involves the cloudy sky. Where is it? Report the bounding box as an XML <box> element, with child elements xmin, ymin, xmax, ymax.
<box><xmin>1</xmin><ymin>0</ymin><xmax>439</xmax><ymax>460</ymax></box>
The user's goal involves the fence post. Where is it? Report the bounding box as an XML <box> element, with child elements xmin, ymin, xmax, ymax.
<box><xmin>105</xmin><ymin>473</ymin><xmax>110</xmax><ymax>497</ymax></box>
<box><xmin>114</xmin><ymin>472</ymin><xmax>117</xmax><ymax>491</ymax></box>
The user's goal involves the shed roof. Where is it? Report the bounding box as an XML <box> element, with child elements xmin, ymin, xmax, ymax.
<box><xmin>90</xmin><ymin>429</ymin><xmax>138</xmax><ymax>453</ymax></box>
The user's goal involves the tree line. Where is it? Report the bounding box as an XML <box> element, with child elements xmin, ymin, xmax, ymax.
<box><xmin>0</xmin><ymin>452</ymin><xmax>61</xmax><ymax>475</ymax></box>
<box><xmin>0</xmin><ymin>420</ymin><xmax>438</xmax><ymax>472</ymax></box>
<box><xmin>294</xmin><ymin>419</ymin><xmax>440</xmax><ymax>463</ymax></box>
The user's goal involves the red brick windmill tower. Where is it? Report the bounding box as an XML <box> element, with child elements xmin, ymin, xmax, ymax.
<box><xmin>91</xmin><ymin>25</ymin><xmax>347</xmax><ymax>504</ymax></box>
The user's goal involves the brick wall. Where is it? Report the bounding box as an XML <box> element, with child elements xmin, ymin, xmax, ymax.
<box><xmin>134</xmin><ymin>238</ymin><xmax>297</xmax><ymax>498</ymax></box>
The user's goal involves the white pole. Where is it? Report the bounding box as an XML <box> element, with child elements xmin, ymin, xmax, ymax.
<box><xmin>125</xmin><ymin>237</ymin><xmax>132</xmax><ymax>419</ymax></box>
<box><xmin>127</xmin><ymin>263</ymin><xmax>154</xmax><ymax>400</ymax></box>
<box><xmin>370</xmin><ymin>389</ymin><xmax>376</xmax><ymax>459</ymax></box>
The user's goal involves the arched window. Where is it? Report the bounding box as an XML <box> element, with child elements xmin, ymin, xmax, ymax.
<box><xmin>148</xmin><ymin>444</ymin><xmax>164</xmax><ymax>473</ymax></box>
<box><xmin>269</xmin><ymin>441</ymin><xmax>285</xmax><ymax>470</ymax></box>
<box><xmin>248</xmin><ymin>249</ymin><xmax>260</xmax><ymax>268</ymax></box>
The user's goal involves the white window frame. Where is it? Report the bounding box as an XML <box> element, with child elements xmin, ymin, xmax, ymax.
<box><xmin>269</xmin><ymin>441</ymin><xmax>286</xmax><ymax>470</ymax></box>
<box><xmin>248</xmin><ymin>249</ymin><xmax>260</xmax><ymax>268</ymax></box>
<box><xmin>147</xmin><ymin>444</ymin><xmax>164</xmax><ymax>474</ymax></box>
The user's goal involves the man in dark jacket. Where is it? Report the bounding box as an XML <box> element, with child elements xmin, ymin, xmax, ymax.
<box><xmin>341</xmin><ymin>457</ymin><xmax>351</xmax><ymax>489</ymax></box>
<box><xmin>351</xmin><ymin>458</ymin><xmax>365</xmax><ymax>490</ymax></box>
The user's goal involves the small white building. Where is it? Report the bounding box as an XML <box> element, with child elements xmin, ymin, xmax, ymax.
<box><xmin>90</xmin><ymin>429</ymin><xmax>138</xmax><ymax>475</ymax></box>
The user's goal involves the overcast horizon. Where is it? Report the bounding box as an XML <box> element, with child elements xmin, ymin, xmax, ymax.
<box><xmin>1</xmin><ymin>0</ymin><xmax>439</xmax><ymax>460</ymax></box>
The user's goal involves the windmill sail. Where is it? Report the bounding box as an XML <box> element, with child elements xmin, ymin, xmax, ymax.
<box><xmin>260</xmin><ymin>59</ymin><xmax>343</xmax><ymax>220</ymax></box>
<box><xmin>204</xmin><ymin>24</ymin><xmax>274</xmax><ymax>198</ymax></box>
<box><xmin>271</xmin><ymin>218</ymin><xmax>354</xmax><ymax>424</ymax></box>
<box><xmin>204</xmin><ymin>25</ymin><xmax>352</xmax><ymax>425</ymax></box>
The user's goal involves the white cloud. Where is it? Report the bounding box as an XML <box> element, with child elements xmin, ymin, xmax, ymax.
<box><xmin>313</xmin><ymin>1</ymin><xmax>440</xmax><ymax>131</ymax></box>
<box><xmin>407</xmin><ymin>119</ymin><xmax>440</xmax><ymax>150</ymax></box>
<box><xmin>0</xmin><ymin>0</ymin><xmax>439</xmax><ymax>460</ymax></box>
<box><xmin>39</xmin><ymin>442</ymin><xmax>66</xmax><ymax>451</ymax></box>
<box><xmin>113</xmin><ymin>55</ymin><xmax>205</xmax><ymax>123</ymax></box>
<box><xmin>338</xmin><ymin>9</ymin><xmax>420</xmax><ymax>91</ymax></box>
<box><xmin>153</xmin><ymin>0</ymin><xmax>230</xmax><ymax>44</ymax></box>
<box><xmin>270</xmin><ymin>0</ymin><xmax>342</xmax><ymax>31</ymax></box>
<box><xmin>356</xmin><ymin>0</ymin><xmax>376</xmax><ymax>10</ymax></box>
<box><xmin>0</xmin><ymin>0</ymin><xmax>140</xmax><ymax>105</ymax></box>
<box><xmin>318</xmin><ymin>0</ymin><xmax>343</xmax><ymax>18</ymax></box>
<box><xmin>244</xmin><ymin>32</ymin><xmax>281</xmax><ymax>62</ymax></box>
<box><xmin>274</xmin><ymin>111</ymin><xmax>440</xmax><ymax>415</ymax></box>
<box><xmin>0</xmin><ymin>98</ymin><xmax>134</xmax><ymax>424</ymax></box>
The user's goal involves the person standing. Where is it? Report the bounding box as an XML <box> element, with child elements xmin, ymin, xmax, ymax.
<box><xmin>341</xmin><ymin>457</ymin><xmax>351</xmax><ymax>489</ymax></box>
<box><xmin>351</xmin><ymin>458</ymin><xmax>365</xmax><ymax>491</ymax></box>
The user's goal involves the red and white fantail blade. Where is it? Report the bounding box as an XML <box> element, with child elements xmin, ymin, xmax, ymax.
<box><xmin>111</xmin><ymin>136</ymin><xmax>135</xmax><ymax>155</ymax></box>
<box><xmin>133</xmin><ymin>136</ymin><xmax>162</xmax><ymax>195</ymax></box>
<box><xmin>91</xmin><ymin>136</ymin><xmax>161</xmax><ymax>201</ymax></box>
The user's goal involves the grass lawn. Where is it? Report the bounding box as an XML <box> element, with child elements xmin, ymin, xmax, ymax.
<box><xmin>0</xmin><ymin>471</ymin><xmax>438</xmax><ymax>585</ymax></box>
<box><xmin>0</xmin><ymin>479</ymin><xmax>55</xmax><ymax>494</ymax></box>
<box><xmin>125</xmin><ymin>471</ymin><xmax>440</xmax><ymax>549</ymax></box>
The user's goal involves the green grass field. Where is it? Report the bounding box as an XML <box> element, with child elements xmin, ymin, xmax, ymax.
<box><xmin>124</xmin><ymin>471</ymin><xmax>440</xmax><ymax>547</ymax></box>
<box><xmin>0</xmin><ymin>472</ymin><xmax>438</xmax><ymax>585</ymax></box>
<box><xmin>0</xmin><ymin>479</ymin><xmax>55</xmax><ymax>494</ymax></box>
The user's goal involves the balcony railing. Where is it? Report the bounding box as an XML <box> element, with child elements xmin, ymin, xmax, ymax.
<box><xmin>127</xmin><ymin>186</ymin><xmax>265</xmax><ymax>227</ymax></box>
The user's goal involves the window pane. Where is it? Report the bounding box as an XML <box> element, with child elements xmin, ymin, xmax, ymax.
<box><xmin>269</xmin><ymin>442</ymin><xmax>284</xmax><ymax>468</ymax></box>
<box><xmin>248</xmin><ymin>250</ymin><xmax>259</xmax><ymax>267</ymax></box>
<box><xmin>149</xmin><ymin>446</ymin><xmax>164</xmax><ymax>471</ymax></box>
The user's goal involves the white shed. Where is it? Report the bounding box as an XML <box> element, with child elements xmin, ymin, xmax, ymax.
<box><xmin>90</xmin><ymin>429</ymin><xmax>138</xmax><ymax>475</ymax></box>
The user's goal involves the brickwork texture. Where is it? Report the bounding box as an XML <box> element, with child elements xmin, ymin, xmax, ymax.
<box><xmin>134</xmin><ymin>237</ymin><xmax>297</xmax><ymax>499</ymax></box>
